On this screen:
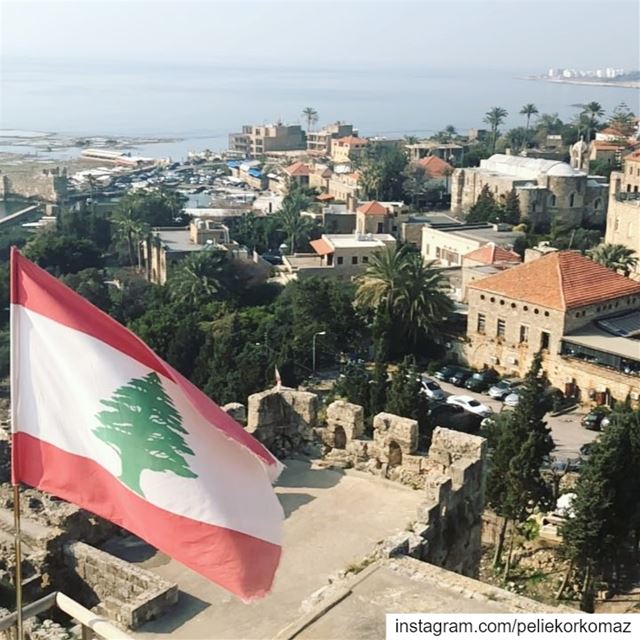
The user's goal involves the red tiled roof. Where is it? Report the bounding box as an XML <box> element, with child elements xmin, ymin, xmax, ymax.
<box><xmin>469</xmin><ymin>251</ymin><xmax>640</xmax><ymax>311</ymax></box>
<box><xmin>418</xmin><ymin>155</ymin><xmax>454</xmax><ymax>178</ymax></box>
<box><xmin>599</xmin><ymin>127</ymin><xmax>626</xmax><ymax>137</ymax></box>
<box><xmin>335</xmin><ymin>136</ymin><xmax>369</xmax><ymax>146</ymax></box>
<box><xmin>592</xmin><ymin>141</ymin><xmax>624</xmax><ymax>150</ymax></box>
<box><xmin>310</xmin><ymin>238</ymin><xmax>334</xmax><ymax>256</ymax></box>
<box><xmin>626</xmin><ymin>151</ymin><xmax>640</xmax><ymax>163</ymax></box>
<box><xmin>464</xmin><ymin>243</ymin><xmax>522</xmax><ymax>265</ymax></box>
<box><xmin>316</xmin><ymin>193</ymin><xmax>335</xmax><ymax>202</ymax></box>
<box><xmin>285</xmin><ymin>161</ymin><xmax>311</xmax><ymax>177</ymax></box>
<box><xmin>357</xmin><ymin>201</ymin><xmax>388</xmax><ymax>215</ymax></box>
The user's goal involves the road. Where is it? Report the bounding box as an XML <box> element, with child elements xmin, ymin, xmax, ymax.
<box><xmin>433</xmin><ymin>378</ymin><xmax>598</xmax><ymax>459</ymax></box>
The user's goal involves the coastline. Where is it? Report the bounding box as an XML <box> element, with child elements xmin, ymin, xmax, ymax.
<box><xmin>520</xmin><ymin>76</ymin><xmax>640</xmax><ymax>89</ymax></box>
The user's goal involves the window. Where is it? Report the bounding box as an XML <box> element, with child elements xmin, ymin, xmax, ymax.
<box><xmin>436</xmin><ymin>247</ymin><xmax>441</xmax><ymax>258</ymax></box>
<box><xmin>549</xmin><ymin>194</ymin><xmax>557</xmax><ymax>207</ymax></box>
<box><xmin>377</xmin><ymin>222</ymin><xmax>384</xmax><ymax>233</ymax></box>
<box><xmin>569</xmin><ymin>193</ymin><xmax>576</xmax><ymax>207</ymax></box>
<box><xmin>497</xmin><ymin>318</ymin><xmax>506</xmax><ymax>338</ymax></box>
<box><xmin>337</xmin><ymin>256</ymin><xmax>343</xmax><ymax>265</ymax></box>
<box><xmin>363</xmin><ymin>256</ymin><xmax>369</xmax><ymax>263</ymax></box>
<box><xmin>594</xmin><ymin>199</ymin><xmax>601</xmax><ymax>210</ymax></box>
<box><xmin>520</xmin><ymin>325</ymin><xmax>529</xmax><ymax>343</ymax></box>
<box><xmin>477</xmin><ymin>313</ymin><xmax>486</xmax><ymax>334</ymax></box>
<box><xmin>351</xmin><ymin>256</ymin><xmax>358</xmax><ymax>265</ymax></box>
<box><xmin>541</xmin><ymin>331</ymin><xmax>550</xmax><ymax>350</ymax></box>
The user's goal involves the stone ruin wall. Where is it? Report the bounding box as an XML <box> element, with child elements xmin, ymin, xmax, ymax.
<box><xmin>240</xmin><ymin>391</ymin><xmax>487</xmax><ymax>578</ymax></box>
<box><xmin>63</xmin><ymin>542</ymin><xmax>178</xmax><ymax>629</ymax></box>
<box><xmin>0</xmin><ymin>169</ymin><xmax>68</xmax><ymax>203</ymax></box>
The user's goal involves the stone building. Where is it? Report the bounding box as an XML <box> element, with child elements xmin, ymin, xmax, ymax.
<box><xmin>355</xmin><ymin>200</ymin><xmax>406</xmax><ymax>235</ymax></box>
<box><xmin>605</xmin><ymin>153</ymin><xmax>640</xmax><ymax>281</ymax></box>
<box><xmin>228</xmin><ymin>122</ymin><xmax>306</xmax><ymax>157</ymax></box>
<box><xmin>450</xmin><ymin>154</ymin><xmax>608</xmax><ymax>229</ymax></box>
<box><xmin>461</xmin><ymin>243</ymin><xmax>521</xmax><ymax>301</ymax></box>
<box><xmin>0</xmin><ymin>167</ymin><xmax>68</xmax><ymax>203</ymax></box>
<box><xmin>330</xmin><ymin>135</ymin><xmax>369</xmax><ymax>163</ymax></box>
<box><xmin>466</xmin><ymin>250</ymin><xmax>640</xmax><ymax>404</ymax></box>
<box><xmin>327</xmin><ymin>170</ymin><xmax>361</xmax><ymax>203</ymax></box>
<box><xmin>306</xmin><ymin>122</ymin><xmax>357</xmax><ymax>155</ymax></box>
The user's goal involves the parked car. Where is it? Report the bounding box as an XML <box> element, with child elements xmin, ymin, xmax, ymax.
<box><xmin>541</xmin><ymin>456</ymin><xmax>582</xmax><ymax>474</ymax></box>
<box><xmin>465</xmin><ymin>370</ymin><xmax>499</xmax><ymax>392</ymax></box>
<box><xmin>448</xmin><ymin>367</ymin><xmax>473</xmax><ymax>387</ymax></box>
<box><xmin>579</xmin><ymin>442</ymin><xmax>596</xmax><ymax>458</ymax></box>
<box><xmin>261</xmin><ymin>254</ymin><xmax>283</xmax><ymax>266</ymax></box>
<box><xmin>488</xmin><ymin>378</ymin><xmax>522</xmax><ymax>400</ymax></box>
<box><xmin>504</xmin><ymin>389</ymin><xmax>523</xmax><ymax>407</ymax></box>
<box><xmin>581</xmin><ymin>406</ymin><xmax>611</xmax><ymax>431</ymax></box>
<box><xmin>419</xmin><ymin>377</ymin><xmax>446</xmax><ymax>402</ymax></box>
<box><xmin>428</xmin><ymin>403</ymin><xmax>482</xmax><ymax>434</ymax></box>
<box><xmin>434</xmin><ymin>365</ymin><xmax>458</xmax><ymax>381</ymax></box>
<box><xmin>446</xmin><ymin>395</ymin><xmax>493</xmax><ymax>417</ymax></box>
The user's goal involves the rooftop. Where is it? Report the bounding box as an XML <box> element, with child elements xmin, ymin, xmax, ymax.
<box><xmin>284</xmin><ymin>161</ymin><xmax>311</xmax><ymax>177</ymax></box>
<box><xmin>152</xmin><ymin>227</ymin><xmax>203</xmax><ymax>253</ymax></box>
<box><xmin>447</xmin><ymin>225</ymin><xmax>524</xmax><ymax>247</ymax></box>
<box><xmin>563</xmin><ymin>311</ymin><xmax>640</xmax><ymax>362</ymax></box>
<box><xmin>418</xmin><ymin>155</ymin><xmax>454</xmax><ymax>178</ymax></box>
<box><xmin>335</xmin><ymin>136</ymin><xmax>369</xmax><ymax>146</ymax></box>
<box><xmin>357</xmin><ymin>201</ymin><xmax>388</xmax><ymax>215</ymax></box>
<box><xmin>282</xmin><ymin>557</ymin><xmax>568</xmax><ymax>639</ymax></box>
<box><xmin>326</xmin><ymin>233</ymin><xmax>396</xmax><ymax>249</ymax></box>
<box><xmin>476</xmin><ymin>154</ymin><xmax>585</xmax><ymax>180</ymax></box>
<box><xmin>469</xmin><ymin>251</ymin><xmax>640</xmax><ymax>311</ymax></box>
<box><xmin>464</xmin><ymin>243</ymin><xmax>522</xmax><ymax>265</ymax></box>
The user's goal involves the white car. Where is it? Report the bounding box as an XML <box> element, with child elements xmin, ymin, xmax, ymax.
<box><xmin>446</xmin><ymin>395</ymin><xmax>494</xmax><ymax>417</ymax></box>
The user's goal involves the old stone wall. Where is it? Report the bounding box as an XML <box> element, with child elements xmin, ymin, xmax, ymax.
<box><xmin>320</xmin><ymin>401</ymin><xmax>487</xmax><ymax>578</ymax></box>
<box><xmin>0</xmin><ymin>169</ymin><xmax>68</xmax><ymax>203</ymax></box>
<box><xmin>246</xmin><ymin>386</ymin><xmax>318</xmax><ymax>457</ymax></box>
<box><xmin>63</xmin><ymin>541</ymin><xmax>178</xmax><ymax>630</ymax></box>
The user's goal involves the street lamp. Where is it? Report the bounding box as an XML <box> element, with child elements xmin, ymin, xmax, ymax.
<box><xmin>312</xmin><ymin>331</ymin><xmax>327</xmax><ymax>374</ymax></box>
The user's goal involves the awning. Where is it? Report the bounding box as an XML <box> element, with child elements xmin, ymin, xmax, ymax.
<box><xmin>310</xmin><ymin>239</ymin><xmax>334</xmax><ymax>256</ymax></box>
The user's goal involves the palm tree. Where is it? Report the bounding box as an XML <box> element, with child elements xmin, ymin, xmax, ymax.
<box><xmin>587</xmin><ymin>243</ymin><xmax>638</xmax><ymax>277</ymax></box>
<box><xmin>484</xmin><ymin>107</ymin><xmax>508</xmax><ymax>153</ymax></box>
<box><xmin>275</xmin><ymin>201</ymin><xmax>314</xmax><ymax>254</ymax></box>
<box><xmin>580</xmin><ymin>101</ymin><xmax>605</xmax><ymax>141</ymax></box>
<box><xmin>520</xmin><ymin>104</ymin><xmax>538</xmax><ymax>148</ymax></box>
<box><xmin>404</xmin><ymin>135</ymin><xmax>420</xmax><ymax>145</ymax></box>
<box><xmin>114</xmin><ymin>208</ymin><xmax>148</xmax><ymax>268</ymax></box>
<box><xmin>444</xmin><ymin>124</ymin><xmax>457</xmax><ymax>140</ymax></box>
<box><xmin>356</xmin><ymin>245</ymin><xmax>453</xmax><ymax>343</ymax></box>
<box><xmin>169</xmin><ymin>250</ymin><xmax>228</xmax><ymax>306</ymax></box>
<box><xmin>302</xmin><ymin>107</ymin><xmax>319</xmax><ymax>132</ymax></box>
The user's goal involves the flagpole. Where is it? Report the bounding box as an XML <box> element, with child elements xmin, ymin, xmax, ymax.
<box><xmin>12</xmin><ymin>486</ymin><xmax>23</xmax><ymax>640</ymax></box>
<box><xmin>10</xmin><ymin>247</ymin><xmax>24</xmax><ymax>640</ymax></box>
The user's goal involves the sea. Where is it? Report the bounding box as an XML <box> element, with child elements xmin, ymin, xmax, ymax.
<box><xmin>1</xmin><ymin>60</ymin><xmax>639</xmax><ymax>161</ymax></box>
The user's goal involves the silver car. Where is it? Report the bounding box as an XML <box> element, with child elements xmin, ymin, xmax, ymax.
<box><xmin>419</xmin><ymin>377</ymin><xmax>446</xmax><ymax>401</ymax></box>
<box><xmin>489</xmin><ymin>378</ymin><xmax>522</xmax><ymax>400</ymax></box>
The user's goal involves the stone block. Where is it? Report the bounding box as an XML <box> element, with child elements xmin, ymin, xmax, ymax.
<box><xmin>326</xmin><ymin>400</ymin><xmax>364</xmax><ymax>441</ymax></box>
<box><xmin>424</xmin><ymin>475</ymin><xmax>452</xmax><ymax>505</ymax></box>
<box><xmin>372</xmin><ymin>412</ymin><xmax>418</xmax><ymax>455</ymax></box>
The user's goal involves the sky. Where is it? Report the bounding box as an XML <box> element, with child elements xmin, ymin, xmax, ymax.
<box><xmin>1</xmin><ymin>0</ymin><xmax>638</xmax><ymax>72</ymax></box>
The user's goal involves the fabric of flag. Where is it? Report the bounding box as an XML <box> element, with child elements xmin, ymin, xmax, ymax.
<box><xmin>10</xmin><ymin>248</ymin><xmax>283</xmax><ymax>600</ymax></box>
<box><xmin>275</xmin><ymin>365</ymin><xmax>282</xmax><ymax>389</ymax></box>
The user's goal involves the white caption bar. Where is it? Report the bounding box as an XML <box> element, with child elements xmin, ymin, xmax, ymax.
<box><xmin>386</xmin><ymin>613</ymin><xmax>640</xmax><ymax>639</ymax></box>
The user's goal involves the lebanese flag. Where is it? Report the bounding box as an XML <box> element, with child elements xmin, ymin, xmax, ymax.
<box><xmin>10</xmin><ymin>248</ymin><xmax>283</xmax><ymax>600</ymax></box>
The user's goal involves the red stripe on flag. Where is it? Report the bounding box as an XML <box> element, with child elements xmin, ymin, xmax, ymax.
<box><xmin>10</xmin><ymin>248</ymin><xmax>279</xmax><ymax>470</ymax></box>
<box><xmin>13</xmin><ymin>432</ymin><xmax>281</xmax><ymax>600</ymax></box>
<box><xmin>10</xmin><ymin>247</ymin><xmax>174</xmax><ymax>381</ymax></box>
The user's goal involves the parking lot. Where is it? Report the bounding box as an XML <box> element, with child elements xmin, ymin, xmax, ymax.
<box><xmin>432</xmin><ymin>377</ymin><xmax>598</xmax><ymax>460</ymax></box>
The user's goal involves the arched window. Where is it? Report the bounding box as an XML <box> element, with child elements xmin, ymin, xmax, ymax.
<box><xmin>594</xmin><ymin>198</ymin><xmax>601</xmax><ymax>210</ymax></box>
<box><xmin>569</xmin><ymin>193</ymin><xmax>576</xmax><ymax>207</ymax></box>
<box><xmin>549</xmin><ymin>194</ymin><xmax>557</xmax><ymax>207</ymax></box>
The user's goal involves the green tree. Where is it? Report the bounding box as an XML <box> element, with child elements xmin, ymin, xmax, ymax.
<box><xmin>483</xmin><ymin>106</ymin><xmax>508</xmax><ymax>153</ymax></box>
<box><xmin>61</xmin><ymin>268</ymin><xmax>111</xmax><ymax>311</ymax></box>
<box><xmin>114</xmin><ymin>189</ymin><xmax>187</xmax><ymax>228</ymax></box>
<box><xmin>302</xmin><ymin>107</ymin><xmax>319</xmax><ymax>131</ymax></box>
<box><xmin>466</xmin><ymin>184</ymin><xmax>501</xmax><ymax>223</ymax></box>
<box><xmin>587</xmin><ymin>243</ymin><xmax>638</xmax><ymax>277</ymax></box>
<box><xmin>499</xmin><ymin>189</ymin><xmax>521</xmax><ymax>225</ymax></box>
<box><xmin>608</xmin><ymin>102</ymin><xmax>636</xmax><ymax>138</ymax></box>
<box><xmin>369</xmin><ymin>353</ymin><xmax>388</xmax><ymax>419</ymax></box>
<box><xmin>485</xmin><ymin>353</ymin><xmax>554</xmax><ymax>574</ymax></box>
<box><xmin>580</xmin><ymin>101</ymin><xmax>605</xmax><ymax>142</ymax></box>
<box><xmin>559</xmin><ymin>408</ymin><xmax>640</xmax><ymax>610</ymax></box>
<box><xmin>24</xmin><ymin>232</ymin><xmax>103</xmax><ymax>275</ymax></box>
<box><xmin>168</xmin><ymin>250</ymin><xmax>230</xmax><ymax>307</ymax></box>
<box><xmin>333</xmin><ymin>361</ymin><xmax>371</xmax><ymax>415</ymax></box>
<box><xmin>386</xmin><ymin>358</ymin><xmax>429</xmax><ymax>440</ymax></box>
<box><xmin>356</xmin><ymin>245</ymin><xmax>453</xmax><ymax>356</ymax></box>
<box><xmin>520</xmin><ymin>103</ymin><xmax>539</xmax><ymax>146</ymax></box>
<box><xmin>358</xmin><ymin>144</ymin><xmax>408</xmax><ymax>201</ymax></box>
<box><xmin>93</xmin><ymin>372</ymin><xmax>197</xmax><ymax>497</ymax></box>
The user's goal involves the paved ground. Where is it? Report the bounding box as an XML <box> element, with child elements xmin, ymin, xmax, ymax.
<box><xmin>434</xmin><ymin>379</ymin><xmax>598</xmax><ymax>459</ymax></box>
<box><xmin>117</xmin><ymin>459</ymin><xmax>423</xmax><ymax>640</ymax></box>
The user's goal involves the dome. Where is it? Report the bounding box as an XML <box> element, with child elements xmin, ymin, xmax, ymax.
<box><xmin>546</xmin><ymin>162</ymin><xmax>581</xmax><ymax>177</ymax></box>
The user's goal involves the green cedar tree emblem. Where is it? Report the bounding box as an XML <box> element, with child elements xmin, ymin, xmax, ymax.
<box><xmin>93</xmin><ymin>372</ymin><xmax>198</xmax><ymax>497</ymax></box>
